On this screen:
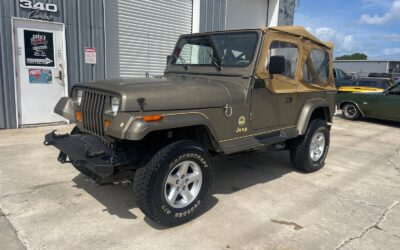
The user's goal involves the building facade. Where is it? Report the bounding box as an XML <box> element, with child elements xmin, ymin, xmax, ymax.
<box><xmin>334</xmin><ymin>60</ymin><xmax>400</xmax><ymax>78</ymax></box>
<box><xmin>0</xmin><ymin>0</ymin><xmax>295</xmax><ymax>129</ymax></box>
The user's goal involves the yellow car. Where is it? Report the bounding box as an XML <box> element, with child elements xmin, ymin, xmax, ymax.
<box><xmin>338</xmin><ymin>78</ymin><xmax>393</xmax><ymax>93</ymax></box>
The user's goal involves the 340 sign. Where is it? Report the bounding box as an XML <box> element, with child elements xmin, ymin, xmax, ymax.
<box><xmin>19</xmin><ymin>0</ymin><xmax>58</xmax><ymax>13</ymax></box>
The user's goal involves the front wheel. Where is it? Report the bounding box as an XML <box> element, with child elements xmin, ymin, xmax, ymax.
<box><xmin>133</xmin><ymin>140</ymin><xmax>214</xmax><ymax>227</ymax></box>
<box><xmin>289</xmin><ymin>119</ymin><xmax>330</xmax><ymax>173</ymax></box>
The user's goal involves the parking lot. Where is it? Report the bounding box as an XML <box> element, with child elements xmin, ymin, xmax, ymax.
<box><xmin>0</xmin><ymin>116</ymin><xmax>399</xmax><ymax>250</ymax></box>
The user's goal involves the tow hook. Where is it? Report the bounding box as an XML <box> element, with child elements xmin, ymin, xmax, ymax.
<box><xmin>44</xmin><ymin>130</ymin><xmax>69</xmax><ymax>146</ymax></box>
<box><xmin>57</xmin><ymin>152</ymin><xmax>70</xmax><ymax>164</ymax></box>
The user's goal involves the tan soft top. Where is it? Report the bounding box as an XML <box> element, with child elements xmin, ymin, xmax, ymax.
<box><xmin>262</xmin><ymin>26</ymin><xmax>333</xmax><ymax>49</ymax></box>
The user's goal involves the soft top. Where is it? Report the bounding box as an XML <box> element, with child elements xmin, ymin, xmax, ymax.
<box><xmin>263</xmin><ymin>26</ymin><xmax>333</xmax><ymax>49</ymax></box>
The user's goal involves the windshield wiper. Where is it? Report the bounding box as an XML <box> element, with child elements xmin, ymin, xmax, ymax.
<box><xmin>173</xmin><ymin>54</ymin><xmax>189</xmax><ymax>70</ymax></box>
<box><xmin>206</xmin><ymin>50</ymin><xmax>222</xmax><ymax>72</ymax></box>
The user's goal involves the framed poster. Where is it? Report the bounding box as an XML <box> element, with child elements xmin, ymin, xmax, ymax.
<box><xmin>24</xmin><ymin>30</ymin><xmax>55</xmax><ymax>67</ymax></box>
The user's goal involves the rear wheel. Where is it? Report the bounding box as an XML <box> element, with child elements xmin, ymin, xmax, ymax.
<box><xmin>289</xmin><ymin>119</ymin><xmax>330</xmax><ymax>173</ymax></box>
<box><xmin>342</xmin><ymin>103</ymin><xmax>361</xmax><ymax>120</ymax></box>
<box><xmin>133</xmin><ymin>140</ymin><xmax>214</xmax><ymax>227</ymax></box>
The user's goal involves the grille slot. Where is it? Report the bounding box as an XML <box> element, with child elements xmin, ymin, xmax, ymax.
<box><xmin>80</xmin><ymin>89</ymin><xmax>108</xmax><ymax>140</ymax></box>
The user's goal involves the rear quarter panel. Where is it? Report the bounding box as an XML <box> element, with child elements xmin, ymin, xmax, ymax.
<box><xmin>336</xmin><ymin>92</ymin><xmax>376</xmax><ymax>118</ymax></box>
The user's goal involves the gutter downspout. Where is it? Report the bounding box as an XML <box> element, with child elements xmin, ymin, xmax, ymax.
<box><xmin>103</xmin><ymin>0</ymin><xmax>108</xmax><ymax>79</ymax></box>
<box><xmin>266</xmin><ymin>0</ymin><xmax>270</xmax><ymax>26</ymax></box>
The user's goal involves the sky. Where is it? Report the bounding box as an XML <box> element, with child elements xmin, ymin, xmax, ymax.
<box><xmin>294</xmin><ymin>0</ymin><xmax>400</xmax><ymax>60</ymax></box>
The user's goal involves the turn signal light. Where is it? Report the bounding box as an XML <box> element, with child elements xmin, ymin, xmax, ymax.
<box><xmin>75</xmin><ymin>111</ymin><xmax>83</xmax><ymax>122</ymax></box>
<box><xmin>143</xmin><ymin>115</ymin><xmax>163</xmax><ymax>122</ymax></box>
<box><xmin>104</xmin><ymin>119</ymin><xmax>111</xmax><ymax>129</ymax></box>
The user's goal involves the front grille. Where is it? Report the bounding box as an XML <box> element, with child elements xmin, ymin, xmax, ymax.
<box><xmin>80</xmin><ymin>89</ymin><xmax>108</xmax><ymax>140</ymax></box>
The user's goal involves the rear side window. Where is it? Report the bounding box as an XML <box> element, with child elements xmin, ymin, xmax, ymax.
<box><xmin>338</xmin><ymin>69</ymin><xmax>346</xmax><ymax>79</ymax></box>
<box><xmin>266</xmin><ymin>41</ymin><xmax>298</xmax><ymax>79</ymax></box>
<box><xmin>303</xmin><ymin>49</ymin><xmax>330</xmax><ymax>85</ymax></box>
<box><xmin>356</xmin><ymin>81</ymin><xmax>375</xmax><ymax>87</ymax></box>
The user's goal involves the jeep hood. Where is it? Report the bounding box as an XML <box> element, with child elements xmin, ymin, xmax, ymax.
<box><xmin>75</xmin><ymin>77</ymin><xmax>233</xmax><ymax>112</ymax></box>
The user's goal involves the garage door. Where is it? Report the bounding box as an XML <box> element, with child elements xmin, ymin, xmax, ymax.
<box><xmin>225</xmin><ymin>0</ymin><xmax>268</xmax><ymax>30</ymax></box>
<box><xmin>105</xmin><ymin>0</ymin><xmax>193</xmax><ymax>78</ymax></box>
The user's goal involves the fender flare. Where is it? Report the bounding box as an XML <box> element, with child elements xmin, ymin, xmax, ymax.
<box><xmin>122</xmin><ymin>112</ymin><xmax>220</xmax><ymax>142</ymax></box>
<box><xmin>297</xmin><ymin>98</ymin><xmax>333</xmax><ymax>135</ymax></box>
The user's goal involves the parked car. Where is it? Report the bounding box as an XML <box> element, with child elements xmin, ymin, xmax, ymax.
<box><xmin>337</xmin><ymin>82</ymin><xmax>400</xmax><ymax>121</ymax></box>
<box><xmin>44</xmin><ymin>26</ymin><xmax>336</xmax><ymax>227</ymax></box>
<box><xmin>368</xmin><ymin>72</ymin><xmax>392</xmax><ymax>78</ymax></box>
<box><xmin>338</xmin><ymin>78</ymin><xmax>394</xmax><ymax>93</ymax></box>
<box><xmin>334</xmin><ymin>68</ymin><xmax>352</xmax><ymax>88</ymax></box>
<box><xmin>393</xmin><ymin>73</ymin><xmax>400</xmax><ymax>84</ymax></box>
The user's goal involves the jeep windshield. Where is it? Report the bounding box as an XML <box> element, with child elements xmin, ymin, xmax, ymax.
<box><xmin>171</xmin><ymin>32</ymin><xmax>259</xmax><ymax>69</ymax></box>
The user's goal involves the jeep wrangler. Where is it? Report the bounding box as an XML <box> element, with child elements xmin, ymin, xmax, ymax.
<box><xmin>44</xmin><ymin>26</ymin><xmax>336</xmax><ymax>227</ymax></box>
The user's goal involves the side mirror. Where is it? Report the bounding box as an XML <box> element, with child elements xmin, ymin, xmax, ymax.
<box><xmin>166</xmin><ymin>55</ymin><xmax>172</xmax><ymax>65</ymax></box>
<box><xmin>268</xmin><ymin>56</ymin><xmax>285</xmax><ymax>75</ymax></box>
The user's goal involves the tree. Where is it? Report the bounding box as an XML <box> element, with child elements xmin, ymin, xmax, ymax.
<box><xmin>335</xmin><ymin>53</ymin><xmax>368</xmax><ymax>60</ymax></box>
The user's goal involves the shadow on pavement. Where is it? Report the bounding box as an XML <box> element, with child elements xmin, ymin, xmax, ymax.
<box><xmin>334</xmin><ymin>113</ymin><xmax>400</xmax><ymax>128</ymax></box>
<box><xmin>71</xmin><ymin>150</ymin><xmax>294</xmax><ymax>228</ymax></box>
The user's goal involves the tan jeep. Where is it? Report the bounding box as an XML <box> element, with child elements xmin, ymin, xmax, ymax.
<box><xmin>45</xmin><ymin>26</ymin><xmax>336</xmax><ymax>227</ymax></box>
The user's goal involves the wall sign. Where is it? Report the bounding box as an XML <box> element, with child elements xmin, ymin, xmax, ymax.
<box><xmin>85</xmin><ymin>47</ymin><xmax>97</xmax><ymax>64</ymax></box>
<box><xmin>19</xmin><ymin>0</ymin><xmax>58</xmax><ymax>21</ymax></box>
<box><xmin>29</xmin><ymin>69</ymin><xmax>53</xmax><ymax>84</ymax></box>
<box><xmin>24</xmin><ymin>30</ymin><xmax>55</xmax><ymax>67</ymax></box>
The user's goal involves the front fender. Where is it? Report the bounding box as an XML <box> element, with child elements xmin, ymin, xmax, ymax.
<box><xmin>54</xmin><ymin>97</ymin><xmax>76</xmax><ymax>122</ymax></box>
<box><xmin>107</xmin><ymin>112</ymin><xmax>219</xmax><ymax>141</ymax></box>
<box><xmin>297</xmin><ymin>98</ymin><xmax>334</xmax><ymax>135</ymax></box>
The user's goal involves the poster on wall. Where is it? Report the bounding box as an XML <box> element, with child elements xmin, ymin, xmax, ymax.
<box><xmin>24</xmin><ymin>30</ymin><xmax>55</xmax><ymax>67</ymax></box>
<box><xmin>29</xmin><ymin>69</ymin><xmax>53</xmax><ymax>84</ymax></box>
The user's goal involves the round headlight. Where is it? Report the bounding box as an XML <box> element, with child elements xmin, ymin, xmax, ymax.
<box><xmin>111</xmin><ymin>97</ymin><xmax>120</xmax><ymax>114</ymax></box>
<box><xmin>75</xmin><ymin>90</ymin><xmax>83</xmax><ymax>105</ymax></box>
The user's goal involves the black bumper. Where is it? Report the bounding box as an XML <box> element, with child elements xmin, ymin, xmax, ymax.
<box><xmin>44</xmin><ymin>131</ymin><xmax>122</xmax><ymax>177</ymax></box>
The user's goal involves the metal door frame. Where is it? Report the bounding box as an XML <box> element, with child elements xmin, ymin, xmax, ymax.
<box><xmin>11</xmin><ymin>17</ymin><xmax>69</xmax><ymax>127</ymax></box>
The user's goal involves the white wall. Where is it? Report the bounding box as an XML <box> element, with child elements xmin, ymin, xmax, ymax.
<box><xmin>268</xmin><ymin>0</ymin><xmax>280</xmax><ymax>27</ymax></box>
<box><xmin>192</xmin><ymin>0</ymin><xmax>201</xmax><ymax>33</ymax></box>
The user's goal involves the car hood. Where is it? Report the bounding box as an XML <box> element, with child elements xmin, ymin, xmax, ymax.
<box><xmin>338</xmin><ymin>86</ymin><xmax>384</xmax><ymax>93</ymax></box>
<box><xmin>75</xmin><ymin>77</ymin><xmax>235</xmax><ymax>112</ymax></box>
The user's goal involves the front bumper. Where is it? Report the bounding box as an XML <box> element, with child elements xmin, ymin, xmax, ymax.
<box><xmin>44</xmin><ymin>131</ymin><xmax>128</xmax><ymax>177</ymax></box>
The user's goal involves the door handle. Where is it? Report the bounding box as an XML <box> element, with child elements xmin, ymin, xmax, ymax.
<box><xmin>55</xmin><ymin>70</ymin><xmax>63</xmax><ymax>81</ymax></box>
<box><xmin>286</xmin><ymin>97</ymin><xmax>293</xmax><ymax>103</ymax></box>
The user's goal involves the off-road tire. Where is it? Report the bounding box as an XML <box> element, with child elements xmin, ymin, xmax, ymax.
<box><xmin>289</xmin><ymin>119</ymin><xmax>330</xmax><ymax>173</ymax></box>
<box><xmin>70</xmin><ymin>126</ymin><xmax>95</xmax><ymax>178</ymax></box>
<box><xmin>342</xmin><ymin>103</ymin><xmax>361</xmax><ymax>120</ymax></box>
<box><xmin>133</xmin><ymin>140</ymin><xmax>214</xmax><ymax>227</ymax></box>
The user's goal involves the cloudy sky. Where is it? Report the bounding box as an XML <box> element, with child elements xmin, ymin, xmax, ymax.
<box><xmin>294</xmin><ymin>0</ymin><xmax>400</xmax><ymax>60</ymax></box>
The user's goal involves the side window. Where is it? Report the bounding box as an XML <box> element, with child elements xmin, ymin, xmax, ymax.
<box><xmin>338</xmin><ymin>69</ymin><xmax>346</xmax><ymax>79</ymax></box>
<box><xmin>266</xmin><ymin>41</ymin><xmax>298</xmax><ymax>79</ymax></box>
<box><xmin>303</xmin><ymin>49</ymin><xmax>330</xmax><ymax>85</ymax></box>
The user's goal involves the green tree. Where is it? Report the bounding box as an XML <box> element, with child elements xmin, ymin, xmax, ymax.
<box><xmin>335</xmin><ymin>53</ymin><xmax>368</xmax><ymax>60</ymax></box>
